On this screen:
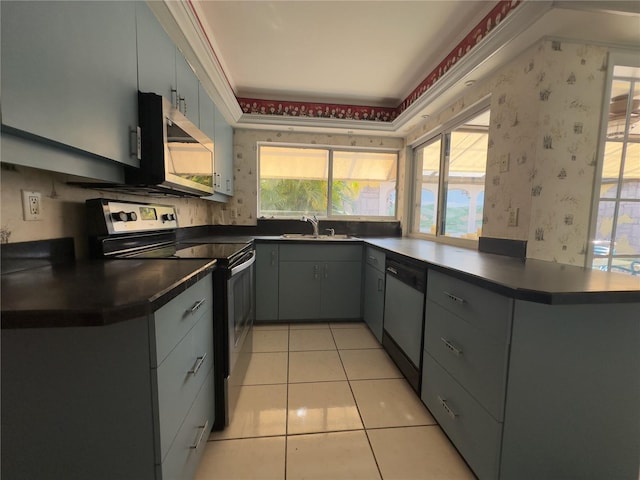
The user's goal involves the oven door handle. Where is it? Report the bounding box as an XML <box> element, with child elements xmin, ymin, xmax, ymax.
<box><xmin>230</xmin><ymin>250</ymin><xmax>256</xmax><ymax>277</ymax></box>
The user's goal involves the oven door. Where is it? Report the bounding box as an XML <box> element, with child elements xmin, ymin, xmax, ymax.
<box><xmin>225</xmin><ymin>249</ymin><xmax>256</xmax><ymax>424</ymax></box>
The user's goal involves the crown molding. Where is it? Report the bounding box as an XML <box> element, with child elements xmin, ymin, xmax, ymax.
<box><xmin>391</xmin><ymin>0</ymin><xmax>553</xmax><ymax>131</ymax></box>
<box><xmin>157</xmin><ymin>0</ymin><xmax>618</xmax><ymax>137</ymax></box>
<box><xmin>149</xmin><ymin>0</ymin><xmax>243</xmax><ymax>124</ymax></box>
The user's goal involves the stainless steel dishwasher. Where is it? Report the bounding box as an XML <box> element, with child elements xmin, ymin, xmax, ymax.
<box><xmin>382</xmin><ymin>255</ymin><xmax>427</xmax><ymax>393</ymax></box>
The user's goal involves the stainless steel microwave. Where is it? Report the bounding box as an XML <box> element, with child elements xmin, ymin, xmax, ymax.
<box><xmin>126</xmin><ymin>92</ymin><xmax>215</xmax><ymax>196</ymax></box>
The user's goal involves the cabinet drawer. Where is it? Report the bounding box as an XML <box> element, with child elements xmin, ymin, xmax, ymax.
<box><xmin>425</xmin><ymin>300</ymin><xmax>508</xmax><ymax>420</ymax></box>
<box><xmin>280</xmin><ymin>244</ymin><xmax>362</xmax><ymax>262</ymax></box>
<box><xmin>427</xmin><ymin>270</ymin><xmax>511</xmax><ymax>342</ymax></box>
<box><xmin>153</xmin><ymin>274</ymin><xmax>213</xmax><ymax>366</ymax></box>
<box><xmin>421</xmin><ymin>353</ymin><xmax>502</xmax><ymax>480</ymax></box>
<box><xmin>161</xmin><ymin>372</ymin><xmax>214</xmax><ymax>480</ymax></box>
<box><xmin>365</xmin><ymin>247</ymin><xmax>385</xmax><ymax>272</ymax></box>
<box><xmin>155</xmin><ymin>312</ymin><xmax>213</xmax><ymax>462</ymax></box>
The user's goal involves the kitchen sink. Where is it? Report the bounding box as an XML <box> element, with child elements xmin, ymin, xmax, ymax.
<box><xmin>280</xmin><ymin>233</ymin><xmax>354</xmax><ymax>240</ymax></box>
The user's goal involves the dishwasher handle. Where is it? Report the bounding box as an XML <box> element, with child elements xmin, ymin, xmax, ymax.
<box><xmin>385</xmin><ymin>258</ymin><xmax>427</xmax><ymax>293</ymax></box>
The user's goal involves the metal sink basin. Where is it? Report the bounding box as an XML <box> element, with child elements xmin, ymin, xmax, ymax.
<box><xmin>280</xmin><ymin>233</ymin><xmax>354</xmax><ymax>240</ymax></box>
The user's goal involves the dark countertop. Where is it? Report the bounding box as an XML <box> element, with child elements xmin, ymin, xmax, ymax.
<box><xmin>1</xmin><ymin>258</ymin><xmax>216</xmax><ymax>329</ymax></box>
<box><xmin>363</xmin><ymin>237</ymin><xmax>640</xmax><ymax>304</ymax></box>
<box><xmin>3</xmin><ymin>234</ymin><xmax>638</xmax><ymax>330</ymax></box>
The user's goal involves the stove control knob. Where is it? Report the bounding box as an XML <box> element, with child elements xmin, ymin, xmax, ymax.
<box><xmin>162</xmin><ymin>213</ymin><xmax>176</xmax><ymax>222</ymax></box>
<box><xmin>112</xmin><ymin>211</ymin><xmax>137</xmax><ymax>222</ymax></box>
<box><xmin>112</xmin><ymin>211</ymin><xmax>127</xmax><ymax>222</ymax></box>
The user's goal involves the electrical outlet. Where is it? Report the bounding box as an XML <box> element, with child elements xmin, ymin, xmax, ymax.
<box><xmin>508</xmin><ymin>208</ymin><xmax>519</xmax><ymax>227</ymax></box>
<box><xmin>22</xmin><ymin>190</ymin><xmax>42</xmax><ymax>221</ymax></box>
<box><xmin>230</xmin><ymin>208</ymin><xmax>238</xmax><ymax>218</ymax></box>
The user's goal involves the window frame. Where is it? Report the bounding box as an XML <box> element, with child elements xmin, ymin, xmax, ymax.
<box><xmin>409</xmin><ymin>99</ymin><xmax>491</xmax><ymax>248</ymax></box>
<box><xmin>587</xmin><ymin>49</ymin><xmax>640</xmax><ymax>274</ymax></box>
<box><xmin>257</xmin><ymin>142</ymin><xmax>400</xmax><ymax>220</ymax></box>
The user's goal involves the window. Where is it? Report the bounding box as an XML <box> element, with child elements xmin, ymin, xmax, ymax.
<box><xmin>258</xmin><ymin>145</ymin><xmax>398</xmax><ymax>218</ymax></box>
<box><xmin>411</xmin><ymin>106</ymin><xmax>490</xmax><ymax>242</ymax></box>
<box><xmin>590</xmin><ymin>59</ymin><xmax>640</xmax><ymax>276</ymax></box>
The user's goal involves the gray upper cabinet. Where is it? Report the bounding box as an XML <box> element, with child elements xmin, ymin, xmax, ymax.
<box><xmin>199</xmin><ymin>84</ymin><xmax>215</xmax><ymax>142</ymax></box>
<box><xmin>214</xmin><ymin>106</ymin><xmax>234</xmax><ymax>196</ymax></box>
<box><xmin>1</xmin><ymin>1</ymin><xmax>139</xmax><ymax>167</ymax></box>
<box><xmin>136</xmin><ymin>2</ymin><xmax>175</xmax><ymax>101</ymax></box>
<box><xmin>175</xmin><ymin>52</ymin><xmax>200</xmax><ymax>125</ymax></box>
<box><xmin>137</xmin><ymin>2</ymin><xmax>199</xmax><ymax>126</ymax></box>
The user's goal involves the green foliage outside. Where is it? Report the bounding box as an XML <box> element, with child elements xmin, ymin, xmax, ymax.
<box><xmin>260</xmin><ymin>179</ymin><xmax>361</xmax><ymax>217</ymax></box>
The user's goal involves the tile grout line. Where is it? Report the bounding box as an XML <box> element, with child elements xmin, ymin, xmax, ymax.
<box><xmin>284</xmin><ymin>322</ymin><xmax>291</xmax><ymax>480</ymax></box>
<box><xmin>331</xmin><ymin>325</ymin><xmax>386</xmax><ymax>480</ymax></box>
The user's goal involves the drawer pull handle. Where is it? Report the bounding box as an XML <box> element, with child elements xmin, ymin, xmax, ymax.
<box><xmin>443</xmin><ymin>291</ymin><xmax>465</xmax><ymax>304</ymax></box>
<box><xmin>187</xmin><ymin>298</ymin><xmax>206</xmax><ymax>314</ymax></box>
<box><xmin>190</xmin><ymin>419</ymin><xmax>209</xmax><ymax>450</ymax></box>
<box><xmin>441</xmin><ymin>337</ymin><xmax>463</xmax><ymax>356</ymax></box>
<box><xmin>438</xmin><ymin>396</ymin><xmax>458</xmax><ymax>419</ymax></box>
<box><xmin>188</xmin><ymin>353</ymin><xmax>208</xmax><ymax>375</ymax></box>
<box><xmin>378</xmin><ymin>278</ymin><xmax>384</xmax><ymax>292</ymax></box>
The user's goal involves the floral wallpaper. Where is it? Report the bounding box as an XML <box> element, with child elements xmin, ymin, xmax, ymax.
<box><xmin>228</xmin><ymin>129</ymin><xmax>405</xmax><ymax>225</ymax></box>
<box><xmin>407</xmin><ymin>39</ymin><xmax>608</xmax><ymax>265</ymax></box>
<box><xmin>0</xmin><ymin>164</ymin><xmax>221</xmax><ymax>259</ymax></box>
<box><xmin>486</xmin><ymin>40</ymin><xmax>607</xmax><ymax>265</ymax></box>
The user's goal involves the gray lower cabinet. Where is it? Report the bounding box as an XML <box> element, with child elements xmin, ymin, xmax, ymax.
<box><xmin>1</xmin><ymin>274</ymin><xmax>214</xmax><ymax>480</ymax></box>
<box><xmin>421</xmin><ymin>269</ymin><xmax>640</xmax><ymax>479</ymax></box>
<box><xmin>363</xmin><ymin>247</ymin><xmax>385</xmax><ymax>341</ymax></box>
<box><xmin>1</xmin><ymin>1</ymin><xmax>139</xmax><ymax>167</ymax></box>
<box><xmin>256</xmin><ymin>243</ymin><xmax>279</xmax><ymax>322</ymax></box>
<box><xmin>278</xmin><ymin>244</ymin><xmax>362</xmax><ymax>321</ymax></box>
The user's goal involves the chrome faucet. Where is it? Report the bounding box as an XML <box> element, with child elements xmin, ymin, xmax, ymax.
<box><xmin>301</xmin><ymin>215</ymin><xmax>319</xmax><ymax>237</ymax></box>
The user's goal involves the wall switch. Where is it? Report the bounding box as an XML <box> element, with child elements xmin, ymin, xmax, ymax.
<box><xmin>22</xmin><ymin>190</ymin><xmax>42</xmax><ymax>221</ymax></box>
<box><xmin>508</xmin><ymin>208</ymin><xmax>519</xmax><ymax>227</ymax></box>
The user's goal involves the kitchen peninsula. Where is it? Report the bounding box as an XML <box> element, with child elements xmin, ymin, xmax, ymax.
<box><xmin>2</xmin><ymin>234</ymin><xmax>639</xmax><ymax>479</ymax></box>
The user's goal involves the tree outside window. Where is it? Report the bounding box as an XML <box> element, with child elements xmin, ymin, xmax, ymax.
<box><xmin>259</xmin><ymin>145</ymin><xmax>398</xmax><ymax>219</ymax></box>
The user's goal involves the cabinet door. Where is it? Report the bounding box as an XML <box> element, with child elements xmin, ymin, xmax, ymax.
<box><xmin>199</xmin><ymin>83</ymin><xmax>215</xmax><ymax>142</ymax></box>
<box><xmin>175</xmin><ymin>52</ymin><xmax>200</xmax><ymax>124</ymax></box>
<box><xmin>136</xmin><ymin>2</ymin><xmax>176</xmax><ymax>101</ymax></box>
<box><xmin>256</xmin><ymin>244</ymin><xmax>279</xmax><ymax>321</ymax></box>
<box><xmin>383</xmin><ymin>275</ymin><xmax>424</xmax><ymax>367</ymax></box>
<box><xmin>321</xmin><ymin>261</ymin><xmax>362</xmax><ymax>319</ymax></box>
<box><xmin>279</xmin><ymin>262</ymin><xmax>321</xmax><ymax>320</ymax></box>
<box><xmin>363</xmin><ymin>264</ymin><xmax>384</xmax><ymax>341</ymax></box>
<box><xmin>214</xmin><ymin>105</ymin><xmax>234</xmax><ymax>196</ymax></box>
<box><xmin>1</xmin><ymin>1</ymin><xmax>139</xmax><ymax>167</ymax></box>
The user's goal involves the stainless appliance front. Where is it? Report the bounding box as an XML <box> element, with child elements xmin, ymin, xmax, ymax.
<box><xmin>224</xmin><ymin>249</ymin><xmax>256</xmax><ymax>426</ymax></box>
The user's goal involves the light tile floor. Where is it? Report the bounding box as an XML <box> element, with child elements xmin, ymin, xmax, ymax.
<box><xmin>196</xmin><ymin>322</ymin><xmax>476</xmax><ymax>480</ymax></box>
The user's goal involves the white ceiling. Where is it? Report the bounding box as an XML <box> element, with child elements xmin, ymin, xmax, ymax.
<box><xmin>155</xmin><ymin>0</ymin><xmax>640</xmax><ymax>136</ymax></box>
<box><xmin>192</xmin><ymin>1</ymin><xmax>495</xmax><ymax>107</ymax></box>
